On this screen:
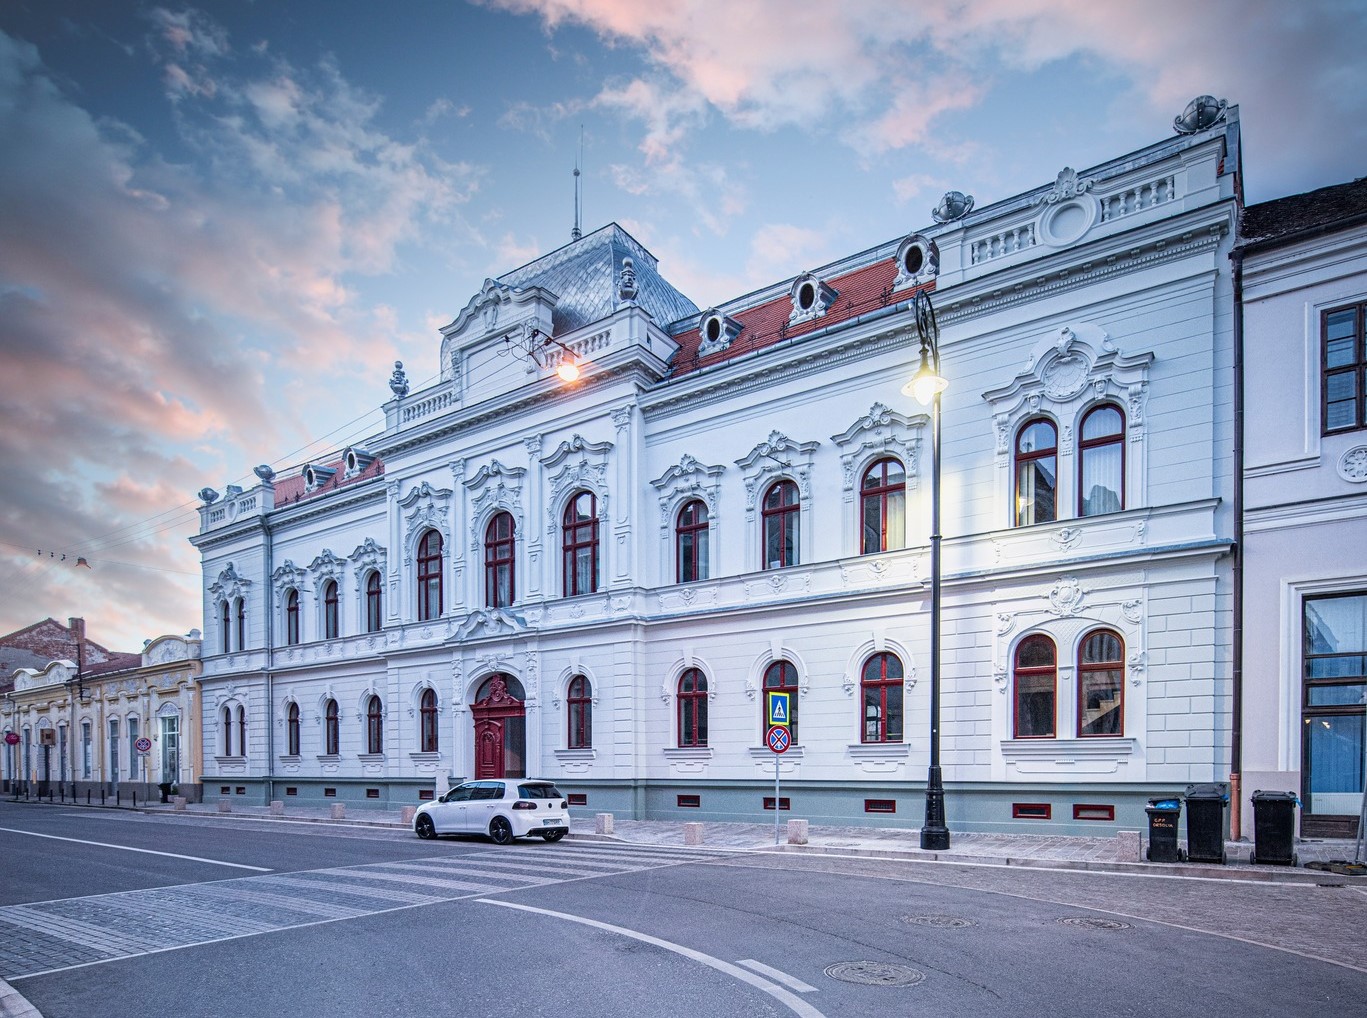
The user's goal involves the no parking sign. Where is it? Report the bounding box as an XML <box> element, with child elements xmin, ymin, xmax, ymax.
<box><xmin>134</xmin><ymin>736</ymin><xmax>153</xmax><ymax>754</ymax></box>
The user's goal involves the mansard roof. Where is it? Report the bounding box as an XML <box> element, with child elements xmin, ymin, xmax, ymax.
<box><xmin>496</xmin><ymin>223</ymin><xmax>699</xmax><ymax>335</ymax></box>
<box><xmin>272</xmin><ymin>454</ymin><xmax>385</xmax><ymax>507</ymax></box>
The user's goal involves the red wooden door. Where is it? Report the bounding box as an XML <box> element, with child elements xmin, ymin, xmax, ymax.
<box><xmin>471</xmin><ymin>674</ymin><xmax>526</xmax><ymax>779</ymax></box>
<box><xmin>474</xmin><ymin>719</ymin><xmax>504</xmax><ymax>779</ymax></box>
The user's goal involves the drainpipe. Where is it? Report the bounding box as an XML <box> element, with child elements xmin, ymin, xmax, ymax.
<box><xmin>263</xmin><ymin>518</ymin><xmax>275</xmax><ymax>806</ymax></box>
<box><xmin>1229</xmin><ymin>246</ymin><xmax>1246</xmax><ymax>839</ymax></box>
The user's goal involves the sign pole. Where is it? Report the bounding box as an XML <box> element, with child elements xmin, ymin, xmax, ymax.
<box><xmin>774</xmin><ymin>753</ymin><xmax>781</xmax><ymax>846</ymax></box>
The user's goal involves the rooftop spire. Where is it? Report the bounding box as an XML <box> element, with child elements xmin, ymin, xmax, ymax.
<box><xmin>571</xmin><ymin>125</ymin><xmax>583</xmax><ymax>241</ymax></box>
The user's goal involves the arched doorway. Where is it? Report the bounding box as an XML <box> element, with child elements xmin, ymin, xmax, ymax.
<box><xmin>471</xmin><ymin>674</ymin><xmax>526</xmax><ymax>779</ymax></box>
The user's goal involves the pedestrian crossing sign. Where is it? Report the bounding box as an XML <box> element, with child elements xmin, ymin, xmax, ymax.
<box><xmin>766</xmin><ymin>691</ymin><xmax>790</xmax><ymax>727</ymax></box>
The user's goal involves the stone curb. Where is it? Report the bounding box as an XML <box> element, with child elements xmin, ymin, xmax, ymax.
<box><xmin>0</xmin><ymin>978</ymin><xmax>41</xmax><ymax>1018</ymax></box>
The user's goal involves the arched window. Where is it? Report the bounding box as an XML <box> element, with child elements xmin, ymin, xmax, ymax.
<box><xmin>236</xmin><ymin>705</ymin><xmax>247</xmax><ymax>756</ymax></box>
<box><xmin>220</xmin><ymin>601</ymin><xmax>231</xmax><ymax>653</ymax></box>
<box><xmin>285</xmin><ymin>589</ymin><xmax>301</xmax><ymax>645</ymax></box>
<box><xmin>567</xmin><ymin>675</ymin><xmax>592</xmax><ymax>749</ymax></box>
<box><xmin>562</xmin><ymin>491</ymin><xmax>599</xmax><ymax>596</ymax></box>
<box><xmin>484</xmin><ymin>512</ymin><xmax>516</xmax><ymax>608</ymax></box>
<box><xmin>860</xmin><ymin>458</ymin><xmax>906</xmax><ymax>554</ymax></box>
<box><xmin>221</xmin><ymin>705</ymin><xmax>233</xmax><ymax>756</ymax></box>
<box><xmin>762</xmin><ymin>480</ymin><xmax>800</xmax><ymax>569</ymax></box>
<box><xmin>417</xmin><ymin>530</ymin><xmax>443</xmax><ymax>621</ymax></box>
<box><xmin>1078</xmin><ymin>630</ymin><xmax>1124</xmax><ymax>737</ymax></box>
<box><xmin>419</xmin><ymin>689</ymin><xmax>438</xmax><ymax>753</ymax></box>
<box><xmin>860</xmin><ymin>653</ymin><xmax>903</xmax><ymax>744</ymax></box>
<box><xmin>1015</xmin><ymin>419</ymin><xmax>1057</xmax><ymax>526</ymax></box>
<box><xmin>323</xmin><ymin>580</ymin><xmax>339</xmax><ymax>640</ymax></box>
<box><xmin>678</xmin><ymin>668</ymin><xmax>708</xmax><ymax>747</ymax></box>
<box><xmin>365</xmin><ymin>572</ymin><xmax>382</xmax><ymax>633</ymax></box>
<box><xmin>675</xmin><ymin>500</ymin><xmax>709</xmax><ymax>583</ymax></box>
<box><xmin>1013</xmin><ymin>635</ymin><xmax>1057</xmax><ymax>738</ymax></box>
<box><xmin>324</xmin><ymin>698</ymin><xmax>339</xmax><ymax>756</ymax></box>
<box><xmin>763</xmin><ymin>660</ymin><xmax>799</xmax><ymax>742</ymax></box>
<box><xmin>286</xmin><ymin>702</ymin><xmax>300</xmax><ymax>756</ymax></box>
<box><xmin>235</xmin><ymin>597</ymin><xmax>246</xmax><ymax>650</ymax></box>
<box><xmin>1079</xmin><ymin>405</ymin><xmax>1125</xmax><ymax>516</ymax></box>
<box><xmin>366</xmin><ymin>695</ymin><xmax>384</xmax><ymax>754</ymax></box>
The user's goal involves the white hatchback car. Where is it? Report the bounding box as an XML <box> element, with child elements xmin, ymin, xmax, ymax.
<box><xmin>413</xmin><ymin>779</ymin><xmax>570</xmax><ymax>844</ymax></box>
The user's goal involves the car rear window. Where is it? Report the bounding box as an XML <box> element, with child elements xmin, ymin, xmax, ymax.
<box><xmin>518</xmin><ymin>783</ymin><xmax>564</xmax><ymax>799</ymax></box>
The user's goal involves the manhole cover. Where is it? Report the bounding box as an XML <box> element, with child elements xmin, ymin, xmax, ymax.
<box><xmin>906</xmin><ymin>914</ymin><xmax>976</xmax><ymax>929</ymax></box>
<box><xmin>824</xmin><ymin>961</ymin><xmax>926</xmax><ymax>987</ymax></box>
<box><xmin>1057</xmin><ymin>916</ymin><xmax>1132</xmax><ymax>931</ymax></box>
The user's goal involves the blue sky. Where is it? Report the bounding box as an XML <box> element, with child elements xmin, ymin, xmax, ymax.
<box><xmin>1</xmin><ymin>0</ymin><xmax>1364</xmax><ymax>651</ymax></box>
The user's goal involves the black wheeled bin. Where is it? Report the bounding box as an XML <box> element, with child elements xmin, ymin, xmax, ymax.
<box><xmin>1250</xmin><ymin>790</ymin><xmax>1299</xmax><ymax>866</ymax></box>
<box><xmin>1184</xmin><ymin>783</ymin><xmax>1229</xmax><ymax>864</ymax></box>
<box><xmin>1145</xmin><ymin>797</ymin><xmax>1183</xmax><ymax>863</ymax></box>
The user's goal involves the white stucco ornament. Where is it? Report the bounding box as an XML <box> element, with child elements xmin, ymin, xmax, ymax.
<box><xmin>1338</xmin><ymin>446</ymin><xmax>1367</xmax><ymax>483</ymax></box>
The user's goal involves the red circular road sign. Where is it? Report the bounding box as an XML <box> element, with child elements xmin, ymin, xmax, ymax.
<box><xmin>134</xmin><ymin>737</ymin><xmax>153</xmax><ymax>754</ymax></box>
<box><xmin>766</xmin><ymin>725</ymin><xmax>790</xmax><ymax>754</ymax></box>
<box><xmin>3</xmin><ymin>732</ymin><xmax>18</xmax><ymax>745</ymax></box>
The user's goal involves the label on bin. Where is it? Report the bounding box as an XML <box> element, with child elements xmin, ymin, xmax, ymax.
<box><xmin>1148</xmin><ymin>812</ymin><xmax>1176</xmax><ymax>832</ymax></box>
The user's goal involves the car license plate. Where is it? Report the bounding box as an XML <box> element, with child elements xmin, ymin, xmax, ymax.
<box><xmin>542</xmin><ymin>818</ymin><xmax>559</xmax><ymax>826</ymax></box>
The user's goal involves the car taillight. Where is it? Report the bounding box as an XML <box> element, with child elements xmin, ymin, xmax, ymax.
<box><xmin>512</xmin><ymin>801</ymin><xmax>536</xmax><ymax>810</ymax></box>
<box><xmin>560</xmin><ymin>801</ymin><xmax>567</xmax><ymax>809</ymax></box>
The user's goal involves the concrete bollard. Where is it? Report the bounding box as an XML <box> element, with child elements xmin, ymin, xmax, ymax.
<box><xmin>269</xmin><ymin>800</ymin><xmax>285</xmax><ymax>816</ymax></box>
<box><xmin>217</xmin><ymin>798</ymin><xmax>231</xmax><ymax>813</ymax></box>
<box><xmin>595</xmin><ymin>812</ymin><xmax>614</xmax><ymax>835</ymax></box>
<box><xmin>683</xmin><ymin>821</ymin><xmax>704</xmax><ymax>846</ymax></box>
<box><xmin>400</xmin><ymin>805</ymin><xmax>417</xmax><ymax>825</ymax></box>
<box><xmin>172</xmin><ymin>796</ymin><xmax>188</xmax><ymax>811</ymax></box>
<box><xmin>1117</xmin><ymin>830</ymin><xmax>1142</xmax><ymax>862</ymax></box>
<box><xmin>786</xmin><ymin>818</ymin><xmax>810</xmax><ymax>845</ymax></box>
<box><xmin>330</xmin><ymin>803</ymin><xmax>346</xmax><ymax>820</ymax></box>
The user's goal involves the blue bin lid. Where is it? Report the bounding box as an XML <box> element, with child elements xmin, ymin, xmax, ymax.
<box><xmin>1147</xmin><ymin>798</ymin><xmax>1181</xmax><ymax>810</ymax></box>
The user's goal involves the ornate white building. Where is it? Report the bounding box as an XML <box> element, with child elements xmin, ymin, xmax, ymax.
<box><xmin>190</xmin><ymin>101</ymin><xmax>1242</xmax><ymax>834</ymax></box>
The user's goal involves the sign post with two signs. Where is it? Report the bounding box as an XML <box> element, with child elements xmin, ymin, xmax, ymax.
<box><xmin>765</xmin><ymin>691</ymin><xmax>791</xmax><ymax>845</ymax></box>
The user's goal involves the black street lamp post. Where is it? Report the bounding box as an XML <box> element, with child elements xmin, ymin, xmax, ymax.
<box><xmin>904</xmin><ymin>291</ymin><xmax>951</xmax><ymax>851</ymax></box>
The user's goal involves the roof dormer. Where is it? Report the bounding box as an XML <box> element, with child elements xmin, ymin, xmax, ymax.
<box><xmin>788</xmin><ymin>273</ymin><xmax>838</xmax><ymax>326</ymax></box>
<box><xmin>342</xmin><ymin>446</ymin><xmax>375</xmax><ymax>479</ymax></box>
<box><xmin>697</xmin><ymin>308</ymin><xmax>743</xmax><ymax>356</ymax></box>
<box><xmin>303</xmin><ymin>463</ymin><xmax>337</xmax><ymax>493</ymax></box>
<box><xmin>893</xmin><ymin>233</ymin><xmax>940</xmax><ymax>291</ymax></box>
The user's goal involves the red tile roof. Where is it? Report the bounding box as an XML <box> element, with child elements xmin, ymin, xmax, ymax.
<box><xmin>271</xmin><ymin>456</ymin><xmax>385</xmax><ymax>508</ymax></box>
<box><xmin>671</xmin><ymin>256</ymin><xmax>932</xmax><ymax>376</ymax></box>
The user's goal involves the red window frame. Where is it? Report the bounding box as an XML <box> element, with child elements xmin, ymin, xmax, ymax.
<box><xmin>286</xmin><ymin>702</ymin><xmax>300</xmax><ymax>756</ymax></box>
<box><xmin>864</xmin><ymin>799</ymin><xmax>896</xmax><ymax>813</ymax></box>
<box><xmin>1013</xmin><ymin>634</ymin><xmax>1057</xmax><ymax>739</ymax></box>
<box><xmin>762</xmin><ymin>660</ymin><xmax>799</xmax><ymax>742</ymax></box>
<box><xmin>1078</xmin><ymin>404</ymin><xmax>1125</xmax><ymax>516</ymax></box>
<box><xmin>417</xmin><ymin>530</ymin><xmax>443</xmax><ymax>621</ymax></box>
<box><xmin>860</xmin><ymin>458</ymin><xmax>906</xmax><ymax>554</ymax></box>
<box><xmin>484</xmin><ymin>512</ymin><xmax>516</xmax><ymax>608</ymax></box>
<box><xmin>1014</xmin><ymin>418</ymin><xmax>1058</xmax><ymax>526</ymax></box>
<box><xmin>562</xmin><ymin>491</ymin><xmax>599</xmax><ymax>596</ymax></box>
<box><xmin>1012</xmin><ymin>802</ymin><xmax>1052</xmax><ymax>819</ymax></box>
<box><xmin>366</xmin><ymin>695</ymin><xmax>384</xmax><ymax>754</ymax></box>
<box><xmin>860</xmin><ymin>652</ymin><xmax>903</xmax><ymax>744</ymax></box>
<box><xmin>678</xmin><ymin>668</ymin><xmax>708</xmax><ymax>747</ymax></box>
<box><xmin>419</xmin><ymin>688</ymin><xmax>438</xmax><ymax>753</ymax></box>
<box><xmin>567</xmin><ymin>675</ymin><xmax>592</xmax><ymax>749</ymax></box>
<box><xmin>1078</xmin><ymin>629</ymin><xmax>1124</xmax><ymax>737</ymax></box>
<box><xmin>285</xmin><ymin>589</ymin><xmax>300</xmax><ymax>645</ymax></box>
<box><xmin>365</xmin><ymin>572</ymin><xmax>382</xmax><ymax>633</ymax></box>
<box><xmin>675</xmin><ymin>499</ymin><xmax>709</xmax><ymax>583</ymax></box>
<box><xmin>323</xmin><ymin>580</ymin><xmax>339</xmax><ymax>639</ymax></box>
<box><xmin>761</xmin><ymin>480</ymin><xmax>800</xmax><ymax>570</ymax></box>
<box><xmin>324</xmin><ymin>698</ymin><xmax>339</xmax><ymax>756</ymax></box>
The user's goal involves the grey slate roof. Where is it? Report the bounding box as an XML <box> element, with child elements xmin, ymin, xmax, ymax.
<box><xmin>497</xmin><ymin>223</ymin><xmax>699</xmax><ymax>335</ymax></box>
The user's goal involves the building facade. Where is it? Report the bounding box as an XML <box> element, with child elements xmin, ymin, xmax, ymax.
<box><xmin>1238</xmin><ymin>177</ymin><xmax>1367</xmax><ymax>839</ymax></box>
<box><xmin>1</xmin><ymin>628</ymin><xmax>204</xmax><ymax>801</ymax></box>
<box><xmin>190</xmin><ymin>102</ymin><xmax>1242</xmax><ymax>834</ymax></box>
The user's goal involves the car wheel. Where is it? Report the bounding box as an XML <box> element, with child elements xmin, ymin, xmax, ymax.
<box><xmin>541</xmin><ymin>830</ymin><xmax>565</xmax><ymax>843</ymax></box>
<box><xmin>489</xmin><ymin>816</ymin><xmax>515</xmax><ymax>845</ymax></box>
<box><xmin>415</xmin><ymin>814</ymin><xmax>436</xmax><ymax>840</ymax></box>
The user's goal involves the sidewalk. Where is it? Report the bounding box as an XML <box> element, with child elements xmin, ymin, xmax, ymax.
<box><xmin>126</xmin><ymin>799</ymin><xmax>1367</xmax><ymax>883</ymax></box>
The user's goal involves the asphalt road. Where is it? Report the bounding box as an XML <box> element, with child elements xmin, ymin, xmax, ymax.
<box><xmin>1</xmin><ymin>800</ymin><xmax>1364</xmax><ymax>1018</ymax></box>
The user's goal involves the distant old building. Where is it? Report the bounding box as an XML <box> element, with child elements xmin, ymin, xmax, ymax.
<box><xmin>190</xmin><ymin>101</ymin><xmax>1243</xmax><ymax>834</ymax></box>
<box><xmin>1237</xmin><ymin>176</ymin><xmax>1367</xmax><ymax>839</ymax></box>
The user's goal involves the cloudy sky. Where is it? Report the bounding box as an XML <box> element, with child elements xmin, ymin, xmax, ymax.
<box><xmin>1</xmin><ymin>0</ymin><xmax>1363</xmax><ymax>652</ymax></box>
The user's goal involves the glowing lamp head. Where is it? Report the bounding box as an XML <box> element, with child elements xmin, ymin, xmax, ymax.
<box><xmin>901</xmin><ymin>348</ymin><xmax>949</xmax><ymax>406</ymax></box>
<box><xmin>556</xmin><ymin>359</ymin><xmax>581</xmax><ymax>383</ymax></box>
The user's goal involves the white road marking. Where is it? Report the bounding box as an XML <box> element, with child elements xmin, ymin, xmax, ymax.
<box><xmin>480</xmin><ymin>899</ymin><xmax>828</xmax><ymax>1018</ymax></box>
<box><xmin>736</xmin><ymin>958</ymin><xmax>818</xmax><ymax>992</ymax></box>
<box><xmin>0</xmin><ymin>826</ymin><xmax>272</xmax><ymax>872</ymax></box>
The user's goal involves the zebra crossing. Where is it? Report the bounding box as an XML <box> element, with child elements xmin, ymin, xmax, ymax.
<box><xmin>0</xmin><ymin>841</ymin><xmax>725</xmax><ymax>981</ymax></box>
